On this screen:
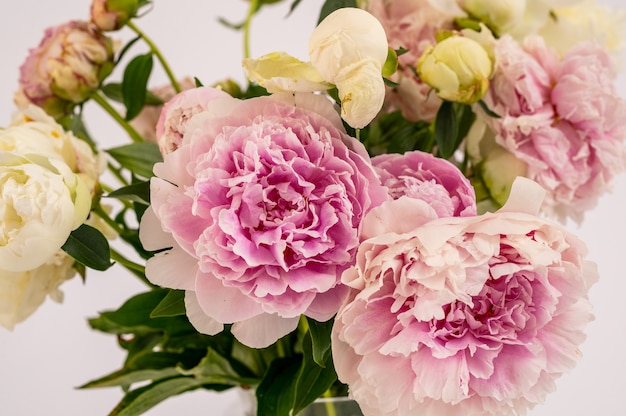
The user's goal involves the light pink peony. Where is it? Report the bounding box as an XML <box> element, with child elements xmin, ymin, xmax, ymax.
<box><xmin>130</xmin><ymin>77</ymin><xmax>196</xmax><ymax>144</ymax></box>
<box><xmin>16</xmin><ymin>20</ymin><xmax>114</xmax><ymax>119</ymax></box>
<box><xmin>333</xmin><ymin>178</ymin><xmax>597</xmax><ymax>416</ymax></box>
<box><xmin>140</xmin><ymin>88</ymin><xmax>388</xmax><ymax>348</ymax></box>
<box><xmin>479</xmin><ymin>35</ymin><xmax>626</xmax><ymax>222</ymax></box>
<box><xmin>365</xmin><ymin>0</ymin><xmax>461</xmax><ymax>122</ymax></box>
<box><xmin>153</xmin><ymin>85</ymin><xmax>228</xmax><ymax>156</ymax></box>
<box><xmin>372</xmin><ymin>151</ymin><xmax>476</xmax><ymax>218</ymax></box>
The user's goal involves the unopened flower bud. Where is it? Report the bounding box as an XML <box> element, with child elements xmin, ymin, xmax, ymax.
<box><xmin>16</xmin><ymin>21</ymin><xmax>115</xmax><ymax>119</ymax></box>
<box><xmin>90</xmin><ymin>0</ymin><xmax>139</xmax><ymax>31</ymax></box>
<box><xmin>417</xmin><ymin>35</ymin><xmax>492</xmax><ymax>104</ymax></box>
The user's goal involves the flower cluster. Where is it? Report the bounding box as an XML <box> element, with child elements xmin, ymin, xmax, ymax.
<box><xmin>0</xmin><ymin>106</ymin><xmax>101</xmax><ymax>329</ymax></box>
<box><xmin>1</xmin><ymin>1</ymin><xmax>623</xmax><ymax>416</ymax></box>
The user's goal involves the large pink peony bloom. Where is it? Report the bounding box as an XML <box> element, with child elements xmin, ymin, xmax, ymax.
<box><xmin>479</xmin><ymin>35</ymin><xmax>626</xmax><ymax>222</ymax></box>
<box><xmin>333</xmin><ymin>178</ymin><xmax>597</xmax><ymax>416</ymax></box>
<box><xmin>140</xmin><ymin>88</ymin><xmax>388</xmax><ymax>348</ymax></box>
<box><xmin>365</xmin><ymin>0</ymin><xmax>461</xmax><ymax>122</ymax></box>
<box><xmin>372</xmin><ymin>150</ymin><xmax>476</xmax><ymax>218</ymax></box>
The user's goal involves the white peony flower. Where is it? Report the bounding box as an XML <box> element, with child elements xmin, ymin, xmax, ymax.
<box><xmin>8</xmin><ymin>105</ymin><xmax>104</xmax><ymax>195</ymax></box>
<box><xmin>0</xmin><ymin>250</ymin><xmax>76</xmax><ymax>330</ymax></box>
<box><xmin>334</xmin><ymin>58</ymin><xmax>386</xmax><ymax>128</ymax></box>
<box><xmin>308</xmin><ymin>7</ymin><xmax>388</xmax><ymax>84</ymax></box>
<box><xmin>308</xmin><ymin>7</ymin><xmax>389</xmax><ymax>128</ymax></box>
<box><xmin>0</xmin><ymin>152</ymin><xmax>90</xmax><ymax>272</ymax></box>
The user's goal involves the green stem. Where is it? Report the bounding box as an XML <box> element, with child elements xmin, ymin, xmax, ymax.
<box><xmin>92</xmin><ymin>204</ymin><xmax>153</xmax><ymax>288</ymax></box>
<box><xmin>93</xmin><ymin>204</ymin><xmax>125</xmax><ymax>236</ymax></box>
<box><xmin>92</xmin><ymin>92</ymin><xmax>144</xmax><ymax>143</ymax></box>
<box><xmin>243</xmin><ymin>0</ymin><xmax>259</xmax><ymax>59</ymax></box>
<box><xmin>110</xmin><ymin>248</ymin><xmax>154</xmax><ymax>288</ymax></box>
<box><xmin>127</xmin><ymin>21</ymin><xmax>181</xmax><ymax>93</ymax></box>
<box><xmin>322</xmin><ymin>390</ymin><xmax>338</xmax><ymax>416</ymax></box>
<box><xmin>107</xmin><ymin>161</ymin><xmax>130</xmax><ymax>187</ymax></box>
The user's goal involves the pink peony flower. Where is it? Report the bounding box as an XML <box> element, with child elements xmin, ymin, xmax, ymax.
<box><xmin>479</xmin><ymin>35</ymin><xmax>626</xmax><ymax>222</ymax></box>
<box><xmin>333</xmin><ymin>178</ymin><xmax>597</xmax><ymax>416</ymax></box>
<box><xmin>140</xmin><ymin>88</ymin><xmax>388</xmax><ymax>348</ymax></box>
<box><xmin>130</xmin><ymin>77</ymin><xmax>196</xmax><ymax>144</ymax></box>
<box><xmin>372</xmin><ymin>151</ymin><xmax>476</xmax><ymax>218</ymax></box>
<box><xmin>365</xmin><ymin>0</ymin><xmax>461</xmax><ymax>122</ymax></box>
<box><xmin>16</xmin><ymin>20</ymin><xmax>114</xmax><ymax>119</ymax></box>
<box><xmin>154</xmin><ymin>85</ymin><xmax>228</xmax><ymax>156</ymax></box>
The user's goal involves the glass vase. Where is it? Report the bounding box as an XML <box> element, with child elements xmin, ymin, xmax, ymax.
<box><xmin>298</xmin><ymin>397</ymin><xmax>363</xmax><ymax>416</ymax></box>
<box><xmin>238</xmin><ymin>389</ymin><xmax>363</xmax><ymax>416</ymax></box>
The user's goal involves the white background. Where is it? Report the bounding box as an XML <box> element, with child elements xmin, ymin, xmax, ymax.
<box><xmin>0</xmin><ymin>1</ymin><xmax>624</xmax><ymax>415</ymax></box>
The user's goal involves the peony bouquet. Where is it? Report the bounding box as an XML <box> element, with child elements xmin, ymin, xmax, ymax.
<box><xmin>1</xmin><ymin>0</ymin><xmax>625</xmax><ymax>415</ymax></box>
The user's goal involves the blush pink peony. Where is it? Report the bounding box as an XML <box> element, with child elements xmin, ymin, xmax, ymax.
<box><xmin>140</xmin><ymin>88</ymin><xmax>388</xmax><ymax>348</ymax></box>
<box><xmin>372</xmin><ymin>150</ymin><xmax>476</xmax><ymax>218</ymax></box>
<box><xmin>365</xmin><ymin>0</ymin><xmax>461</xmax><ymax>122</ymax></box>
<box><xmin>479</xmin><ymin>35</ymin><xmax>626</xmax><ymax>222</ymax></box>
<box><xmin>333</xmin><ymin>178</ymin><xmax>597</xmax><ymax>416</ymax></box>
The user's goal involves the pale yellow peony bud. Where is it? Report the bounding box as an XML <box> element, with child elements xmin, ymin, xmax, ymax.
<box><xmin>417</xmin><ymin>35</ymin><xmax>493</xmax><ymax>104</ymax></box>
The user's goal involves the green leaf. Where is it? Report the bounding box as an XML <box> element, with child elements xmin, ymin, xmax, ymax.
<box><xmin>179</xmin><ymin>348</ymin><xmax>259</xmax><ymax>386</ymax></box>
<box><xmin>62</xmin><ymin>224</ymin><xmax>113</xmax><ymax>271</ymax></box>
<box><xmin>107</xmin><ymin>142</ymin><xmax>162</xmax><ymax>178</ymax></box>
<box><xmin>291</xmin><ymin>332</ymin><xmax>337</xmax><ymax>414</ymax></box>
<box><xmin>107</xmin><ymin>181</ymin><xmax>151</xmax><ymax>205</ymax></box>
<box><xmin>80</xmin><ymin>366</ymin><xmax>181</xmax><ymax>389</ymax></box>
<box><xmin>435</xmin><ymin>101</ymin><xmax>458</xmax><ymax>159</ymax></box>
<box><xmin>150</xmin><ymin>290</ymin><xmax>186</xmax><ymax>318</ymax></box>
<box><xmin>318</xmin><ymin>0</ymin><xmax>357</xmax><ymax>23</ymax></box>
<box><xmin>305</xmin><ymin>317</ymin><xmax>333</xmax><ymax>367</ymax></box>
<box><xmin>108</xmin><ymin>376</ymin><xmax>209</xmax><ymax>416</ymax></box>
<box><xmin>88</xmin><ymin>289</ymin><xmax>196</xmax><ymax>336</ymax></box>
<box><xmin>478</xmin><ymin>99</ymin><xmax>501</xmax><ymax>118</ymax></box>
<box><xmin>288</xmin><ymin>0</ymin><xmax>302</xmax><ymax>16</ymax></box>
<box><xmin>115</xmin><ymin>36</ymin><xmax>141</xmax><ymax>65</ymax></box>
<box><xmin>122</xmin><ymin>53</ymin><xmax>154</xmax><ymax>121</ymax></box>
<box><xmin>58</xmin><ymin>112</ymin><xmax>97</xmax><ymax>151</ymax></box>
<box><xmin>382</xmin><ymin>47</ymin><xmax>398</xmax><ymax>78</ymax></box>
<box><xmin>435</xmin><ymin>101</ymin><xmax>476</xmax><ymax>159</ymax></box>
<box><xmin>102</xmin><ymin>82</ymin><xmax>163</xmax><ymax>106</ymax></box>
<box><xmin>256</xmin><ymin>357</ymin><xmax>300</xmax><ymax>416</ymax></box>
<box><xmin>360</xmin><ymin>111</ymin><xmax>434</xmax><ymax>155</ymax></box>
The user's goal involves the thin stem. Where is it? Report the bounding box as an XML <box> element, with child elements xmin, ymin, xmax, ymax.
<box><xmin>110</xmin><ymin>248</ymin><xmax>145</xmax><ymax>274</ymax></box>
<box><xmin>243</xmin><ymin>0</ymin><xmax>259</xmax><ymax>59</ymax></box>
<box><xmin>91</xmin><ymin>92</ymin><xmax>144</xmax><ymax>143</ymax></box>
<box><xmin>93</xmin><ymin>204</ymin><xmax>126</xmax><ymax>236</ymax></box>
<box><xmin>322</xmin><ymin>390</ymin><xmax>338</xmax><ymax>416</ymax></box>
<box><xmin>127</xmin><ymin>20</ymin><xmax>181</xmax><ymax>93</ymax></box>
<box><xmin>110</xmin><ymin>248</ymin><xmax>154</xmax><ymax>288</ymax></box>
<box><xmin>107</xmin><ymin>161</ymin><xmax>130</xmax><ymax>187</ymax></box>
